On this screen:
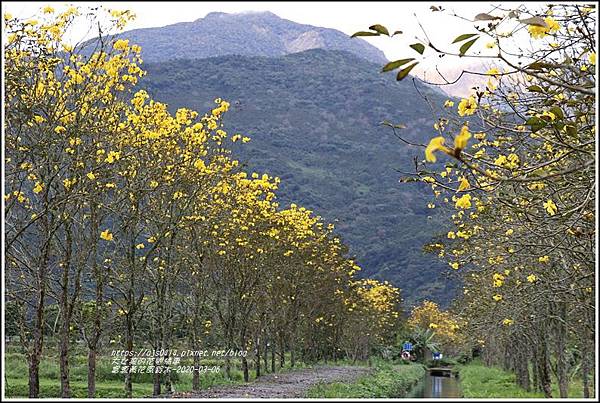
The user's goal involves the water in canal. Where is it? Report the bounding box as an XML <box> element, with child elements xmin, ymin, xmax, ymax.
<box><xmin>407</xmin><ymin>373</ymin><xmax>462</xmax><ymax>398</ymax></box>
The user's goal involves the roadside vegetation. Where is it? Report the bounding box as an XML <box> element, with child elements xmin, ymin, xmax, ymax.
<box><xmin>458</xmin><ymin>359</ymin><xmax>592</xmax><ymax>398</ymax></box>
<box><xmin>306</xmin><ymin>361</ymin><xmax>425</xmax><ymax>398</ymax></box>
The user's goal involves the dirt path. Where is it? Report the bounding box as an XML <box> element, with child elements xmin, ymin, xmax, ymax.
<box><xmin>171</xmin><ymin>365</ymin><xmax>372</xmax><ymax>398</ymax></box>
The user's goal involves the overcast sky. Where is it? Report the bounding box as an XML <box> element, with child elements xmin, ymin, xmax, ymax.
<box><xmin>4</xmin><ymin>2</ymin><xmax>550</xmax><ymax>96</ymax></box>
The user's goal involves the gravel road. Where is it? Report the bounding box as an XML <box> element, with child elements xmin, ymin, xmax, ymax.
<box><xmin>170</xmin><ymin>365</ymin><xmax>372</xmax><ymax>398</ymax></box>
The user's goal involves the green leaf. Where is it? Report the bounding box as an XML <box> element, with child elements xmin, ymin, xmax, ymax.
<box><xmin>527</xmin><ymin>85</ymin><xmax>544</xmax><ymax>93</ymax></box>
<box><xmin>526</xmin><ymin>116</ymin><xmax>547</xmax><ymax>133</ymax></box>
<box><xmin>565</xmin><ymin>125</ymin><xmax>577</xmax><ymax>137</ymax></box>
<box><xmin>520</xmin><ymin>16</ymin><xmax>548</xmax><ymax>27</ymax></box>
<box><xmin>351</xmin><ymin>31</ymin><xmax>380</xmax><ymax>38</ymax></box>
<box><xmin>474</xmin><ymin>13</ymin><xmax>501</xmax><ymax>21</ymax></box>
<box><xmin>381</xmin><ymin>120</ymin><xmax>407</xmax><ymax>129</ymax></box>
<box><xmin>452</xmin><ymin>33</ymin><xmax>479</xmax><ymax>44</ymax></box>
<box><xmin>396</xmin><ymin>62</ymin><xmax>419</xmax><ymax>81</ymax></box>
<box><xmin>550</xmin><ymin>106</ymin><xmax>564</xmax><ymax>120</ymax></box>
<box><xmin>527</xmin><ymin>61</ymin><xmax>553</xmax><ymax>70</ymax></box>
<box><xmin>410</xmin><ymin>43</ymin><xmax>426</xmax><ymax>55</ymax></box>
<box><xmin>392</xmin><ymin>30</ymin><xmax>403</xmax><ymax>36</ymax></box>
<box><xmin>459</xmin><ymin>37</ymin><xmax>479</xmax><ymax>56</ymax></box>
<box><xmin>381</xmin><ymin>58</ymin><xmax>415</xmax><ymax>72</ymax></box>
<box><xmin>369</xmin><ymin>24</ymin><xmax>390</xmax><ymax>36</ymax></box>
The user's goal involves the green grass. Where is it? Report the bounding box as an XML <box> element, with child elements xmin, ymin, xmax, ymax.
<box><xmin>458</xmin><ymin>360</ymin><xmax>592</xmax><ymax>398</ymax></box>
<box><xmin>3</xmin><ymin>350</ymin><xmax>301</xmax><ymax>398</ymax></box>
<box><xmin>305</xmin><ymin>361</ymin><xmax>426</xmax><ymax>398</ymax></box>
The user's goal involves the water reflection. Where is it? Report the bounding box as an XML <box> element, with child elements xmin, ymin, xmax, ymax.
<box><xmin>407</xmin><ymin>374</ymin><xmax>462</xmax><ymax>398</ymax></box>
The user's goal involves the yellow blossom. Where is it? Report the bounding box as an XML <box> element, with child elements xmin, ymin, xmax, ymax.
<box><xmin>425</xmin><ymin>136</ymin><xmax>449</xmax><ymax>162</ymax></box>
<box><xmin>454</xmin><ymin>125</ymin><xmax>471</xmax><ymax>151</ymax></box>
<box><xmin>100</xmin><ymin>229</ymin><xmax>114</xmax><ymax>241</ymax></box>
<box><xmin>63</xmin><ymin>177</ymin><xmax>77</xmax><ymax>190</ymax></box>
<box><xmin>104</xmin><ymin>151</ymin><xmax>121</xmax><ymax>163</ymax></box>
<box><xmin>457</xmin><ymin>177</ymin><xmax>470</xmax><ymax>191</ymax></box>
<box><xmin>543</xmin><ymin>199</ymin><xmax>557</xmax><ymax>216</ymax></box>
<box><xmin>458</xmin><ymin>96</ymin><xmax>477</xmax><ymax>116</ymax></box>
<box><xmin>528</xmin><ymin>17</ymin><xmax>560</xmax><ymax>39</ymax></box>
<box><xmin>113</xmin><ymin>39</ymin><xmax>130</xmax><ymax>51</ymax></box>
<box><xmin>455</xmin><ymin>194</ymin><xmax>472</xmax><ymax>209</ymax></box>
<box><xmin>527</xmin><ymin>274</ymin><xmax>537</xmax><ymax>283</ymax></box>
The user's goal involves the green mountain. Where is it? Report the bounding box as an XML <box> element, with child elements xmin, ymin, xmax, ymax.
<box><xmin>139</xmin><ymin>49</ymin><xmax>458</xmax><ymax>307</ymax></box>
<box><xmin>115</xmin><ymin>11</ymin><xmax>387</xmax><ymax>64</ymax></box>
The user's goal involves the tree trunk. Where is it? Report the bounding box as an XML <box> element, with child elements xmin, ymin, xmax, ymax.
<box><xmin>271</xmin><ymin>340</ymin><xmax>276</xmax><ymax>373</ymax></box>
<box><xmin>531</xmin><ymin>358</ymin><xmax>539</xmax><ymax>392</ymax></box>
<box><xmin>153</xmin><ymin>354</ymin><xmax>161</xmax><ymax>396</ymax></box>
<box><xmin>581</xmin><ymin>342</ymin><xmax>590</xmax><ymax>398</ymax></box>
<box><xmin>556</xmin><ymin>334</ymin><xmax>568</xmax><ymax>398</ymax></box>
<box><xmin>59</xmin><ymin>323</ymin><xmax>71</xmax><ymax>398</ymax></box>
<box><xmin>263</xmin><ymin>339</ymin><xmax>268</xmax><ymax>373</ymax></box>
<box><xmin>164</xmin><ymin>350</ymin><xmax>172</xmax><ymax>393</ymax></box>
<box><xmin>242</xmin><ymin>355</ymin><xmax>249</xmax><ymax>382</ymax></box>
<box><xmin>124</xmin><ymin>316</ymin><xmax>134</xmax><ymax>398</ymax></box>
<box><xmin>87</xmin><ymin>202</ymin><xmax>102</xmax><ymax>398</ymax></box>
<box><xmin>517</xmin><ymin>349</ymin><xmax>530</xmax><ymax>391</ymax></box>
<box><xmin>87</xmin><ymin>348</ymin><xmax>97</xmax><ymax>397</ymax></box>
<box><xmin>514</xmin><ymin>348</ymin><xmax>530</xmax><ymax>391</ymax></box>
<box><xmin>29</xmin><ymin>232</ymin><xmax>50</xmax><ymax>398</ymax></box>
<box><xmin>193</xmin><ymin>353</ymin><xmax>201</xmax><ymax>391</ymax></box>
<box><xmin>59</xmin><ymin>276</ymin><xmax>71</xmax><ymax>396</ymax></box>
<box><xmin>539</xmin><ymin>339</ymin><xmax>553</xmax><ymax>398</ymax></box>
<box><xmin>28</xmin><ymin>353</ymin><xmax>40</xmax><ymax>398</ymax></box>
<box><xmin>255</xmin><ymin>337</ymin><xmax>261</xmax><ymax>378</ymax></box>
<box><xmin>279</xmin><ymin>338</ymin><xmax>285</xmax><ymax>368</ymax></box>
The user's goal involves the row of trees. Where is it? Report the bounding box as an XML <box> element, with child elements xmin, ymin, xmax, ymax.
<box><xmin>4</xmin><ymin>7</ymin><xmax>402</xmax><ymax>398</ymax></box>
<box><xmin>358</xmin><ymin>3</ymin><xmax>596</xmax><ymax>398</ymax></box>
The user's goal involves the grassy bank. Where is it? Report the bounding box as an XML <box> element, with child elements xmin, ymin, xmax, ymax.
<box><xmin>458</xmin><ymin>360</ymin><xmax>591</xmax><ymax>398</ymax></box>
<box><xmin>305</xmin><ymin>361</ymin><xmax>426</xmax><ymax>398</ymax></box>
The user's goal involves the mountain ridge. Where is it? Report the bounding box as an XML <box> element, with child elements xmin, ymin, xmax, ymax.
<box><xmin>115</xmin><ymin>11</ymin><xmax>388</xmax><ymax>64</ymax></box>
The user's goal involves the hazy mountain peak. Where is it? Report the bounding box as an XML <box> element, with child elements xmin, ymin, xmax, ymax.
<box><xmin>117</xmin><ymin>11</ymin><xmax>387</xmax><ymax>64</ymax></box>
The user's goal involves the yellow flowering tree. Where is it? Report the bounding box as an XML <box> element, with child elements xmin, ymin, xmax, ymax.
<box><xmin>355</xmin><ymin>3</ymin><xmax>595</xmax><ymax>398</ymax></box>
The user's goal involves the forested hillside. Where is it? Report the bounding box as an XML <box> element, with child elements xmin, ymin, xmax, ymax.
<box><xmin>140</xmin><ymin>49</ymin><xmax>458</xmax><ymax>306</ymax></box>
